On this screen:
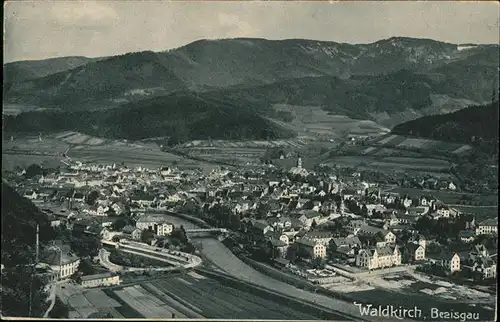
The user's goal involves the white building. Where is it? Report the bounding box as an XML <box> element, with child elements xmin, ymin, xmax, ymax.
<box><xmin>475</xmin><ymin>218</ymin><xmax>498</xmax><ymax>236</ymax></box>
<box><xmin>41</xmin><ymin>245</ymin><xmax>80</xmax><ymax>280</ymax></box>
<box><xmin>136</xmin><ymin>214</ymin><xmax>174</xmax><ymax>236</ymax></box>
<box><xmin>80</xmin><ymin>273</ymin><xmax>121</xmax><ymax>288</ymax></box>
<box><xmin>296</xmin><ymin>239</ymin><xmax>327</xmax><ymax>259</ymax></box>
<box><xmin>356</xmin><ymin>245</ymin><xmax>401</xmax><ymax>270</ymax></box>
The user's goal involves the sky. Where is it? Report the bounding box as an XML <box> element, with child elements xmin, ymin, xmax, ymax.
<box><xmin>3</xmin><ymin>0</ymin><xmax>500</xmax><ymax>63</ymax></box>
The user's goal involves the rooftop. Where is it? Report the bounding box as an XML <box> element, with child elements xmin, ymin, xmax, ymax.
<box><xmin>80</xmin><ymin>272</ymin><xmax>116</xmax><ymax>281</ymax></box>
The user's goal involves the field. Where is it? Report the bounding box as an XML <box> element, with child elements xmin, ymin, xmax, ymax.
<box><xmin>270</xmin><ymin>104</ymin><xmax>390</xmax><ymax>140</ymax></box>
<box><xmin>173</xmin><ymin>138</ymin><xmax>310</xmax><ymax>167</ymax></box>
<box><xmin>2</xmin><ymin>132</ymin><xmax>219</xmax><ymax>172</ymax></box>
<box><xmin>60</xmin><ymin>272</ymin><xmax>326</xmax><ymax>319</ymax></box>
<box><xmin>321</xmin><ymin>155</ymin><xmax>453</xmax><ymax>176</ymax></box>
<box><xmin>370</xmin><ymin>133</ymin><xmax>472</xmax><ymax>154</ymax></box>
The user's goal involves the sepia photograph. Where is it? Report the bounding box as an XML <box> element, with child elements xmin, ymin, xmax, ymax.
<box><xmin>2</xmin><ymin>1</ymin><xmax>499</xmax><ymax>321</ymax></box>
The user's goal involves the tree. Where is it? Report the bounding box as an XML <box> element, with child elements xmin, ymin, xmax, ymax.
<box><xmin>171</xmin><ymin>228</ymin><xmax>188</xmax><ymax>244</ymax></box>
<box><xmin>78</xmin><ymin>259</ymin><xmax>96</xmax><ymax>275</ymax></box>
<box><xmin>70</xmin><ymin>234</ymin><xmax>101</xmax><ymax>258</ymax></box>
<box><xmin>140</xmin><ymin>230</ymin><xmax>155</xmax><ymax>245</ymax></box>
<box><xmin>312</xmin><ymin>256</ymin><xmax>326</xmax><ymax>269</ymax></box>
<box><xmin>111</xmin><ymin>218</ymin><xmax>127</xmax><ymax>231</ymax></box>
<box><xmin>1</xmin><ymin>266</ymin><xmax>48</xmax><ymax>317</ymax></box>
<box><xmin>111</xmin><ymin>235</ymin><xmax>121</xmax><ymax>243</ymax></box>
<box><xmin>286</xmin><ymin>243</ymin><xmax>298</xmax><ymax>262</ymax></box>
<box><xmin>86</xmin><ymin>191</ymin><xmax>99</xmax><ymax>205</ymax></box>
<box><xmin>24</xmin><ymin>164</ymin><xmax>43</xmax><ymax>179</ymax></box>
<box><xmin>311</xmin><ymin>220</ymin><xmax>318</xmax><ymax>230</ymax></box>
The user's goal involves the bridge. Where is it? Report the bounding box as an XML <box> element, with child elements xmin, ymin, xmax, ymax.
<box><xmin>185</xmin><ymin>228</ymin><xmax>228</xmax><ymax>234</ymax></box>
<box><xmin>185</xmin><ymin>228</ymin><xmax>228</xmax><ymax>238</ymax></box>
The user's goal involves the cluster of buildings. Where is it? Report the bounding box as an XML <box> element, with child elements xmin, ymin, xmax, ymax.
<box><xmin>9</xmin><ymin>156</ymin><xmax>499</xmax><ymax>284</ymax></box>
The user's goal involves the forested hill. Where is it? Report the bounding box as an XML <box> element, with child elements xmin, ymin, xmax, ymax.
<box><xmin>392</xmin><ymin>101</ymin><xmax>499</xmax><ymax>155</ymax></box>
<box><xmin>3</xmin><ymin>92</ymin><xmax>295</xmax><ymax>142</ymax></box>
<box><xmin>1</xmin><ymin>182</ymin><xmax>55</xmax><ymax>318</ymax></box>
<box><xmin>1</xmin><ymin>182</ymin><xmax>53</xmax><ymax>266</ymax></box>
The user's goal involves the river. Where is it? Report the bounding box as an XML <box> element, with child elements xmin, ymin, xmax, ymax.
<box><xmin>160</xmin><ymin>213</ymin><xmax>495</xmax><ymax>321</ymax></box>
<box><xmin>160</xmin><ymin>214</ymin><xmax>376</xmax><ymax>319</ymax></box>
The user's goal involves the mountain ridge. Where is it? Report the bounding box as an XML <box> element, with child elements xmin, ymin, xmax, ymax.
<box><xmin>3</xmin><ymin>37</ymin><xmax>498</xmax><ymax>139</ymax></box>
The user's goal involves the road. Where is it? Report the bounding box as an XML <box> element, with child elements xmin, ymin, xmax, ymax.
<box><xmin>101</xmin><ymin>240</ymin><xmax>202</xmax><ymax>269</ymax></box>
<box><xmin>99</xmin><ymin>249</ymin><xmax>123</xmax><ymax>272</ymax></box>
<box><xmin>43</xmin><ymin>281</ymin><xmax>57</xmax><ymax>318</ymax></box>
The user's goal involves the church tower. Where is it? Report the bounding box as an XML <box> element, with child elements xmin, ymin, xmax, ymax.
<box><xmin>297</xmin><ymin>155</ymin><xmax>302</xmax><ymax>168</ymax></box>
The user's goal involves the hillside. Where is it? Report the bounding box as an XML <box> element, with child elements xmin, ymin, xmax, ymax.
<box><xmin>3</xmin><ymin>56</ymin><xmax>100</xmax><ymax>84</ymax></box>
<box><xmin>1</xmin><ymin>183</ymin><xmax>54</xmax><ymax>266</ymax></box>
<box><xmin>5</xmin><ymin>51</ymin><xmax>187</xmax><ymax>109</ymax></box>
<box><xmin>4</xmin><ymin>38</ymin><xmax>498</xmax><ymax>110</ymax></box>
<box><xmin>392</xmin><ymin>102</ymin><xmax>499</xmax><ymax>155</ymax></box>
<box><xmin>2</xmin><ymin>93</ymin><xmax>295</xmax><ymax>142</ymax></box>
<box><xmin>1</xmin><ymin>183</ymin><xmax>54</xmax><ymax>317</ymax></box>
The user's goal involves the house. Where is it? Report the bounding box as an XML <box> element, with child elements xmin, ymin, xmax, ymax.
<box><xmin>296</xmin><ymin>198</ymin><xmax>311</xmax><ymax>209</ymax></box>
<box><xmin>131</xmin><ymin>229</ymin><xmax>142</xmax><ymax>241</ymax></box>
<box><xmin>304</xmin><ymin>231</ymin><xmax>334</xmax><ymax>246</ymax></box>
<box><xmin>136</xmin><ymin>214</ymin><xmax>174</xmax><ymax>236</ymax></box>
<box><xmin>347</xmin><ymin>220</ymin><xmax>365</xmax><ymax>235</ymax></box>
<box><xmin>366</xmin><ymin>204</ymin><xmax>386</xmax><ymax>217</ymax></box>
<box><xmin>252</xmin><ymin>220</ymin><xmax>274</xmax><ymax>241</ymax></box>
<box><xmin>110</xmin><ymin>202</ymin><xmax>125</xmax><ymax>215</ymax></box>
<box><xmin>419</xmin><ymin>196</ymin><xmax>435</xmax><ymax>207</ymax></box>
<box><xmin>448</xmin><ymin>182</ymin><xmax>457</xmax><ymax>191</ymax></box>
<box><xmin>358</xmin><ymin>234</ymin><xmax>388</xmax><ymax>249</ymax></box>
<box><xmin>41</xmin><ymin>244</ymin><xmax>80</xmax><ymax>280</ymax></box>
<box><xmin>429</xmin><ymin>252</ymin><xmax>461</xmax><ymax>273</ymax></box>
<box><xmin>311</xmin><ymin>201</ymin><xmax>322</xmax><ymax>211</ymax></box>
<box><xmin>23</xmin><ymin>190</ymin><xmax>38</xmax><ymax>200</ymax></box>
<box><xmin>329</xmin><ymin>236</ymin><xmax>362</xmax><ymax>261</ymax></box>
<box><xmin>272</xmin><ymin>258</ymin><xmax>291</xmax><ymax>269</ymax></box>
<box><xmin>380</xmin><ymin>192</ymin><xmax>399</xmax><ymax>204</ymax></box>
<box><xmin>266</xmin><ymin>239</ymin><xmax>289</xmax><ymax>258</ymax></box>
<box><xmin>156</xmin><ymin>222</ymin><xmax>174</xmax><ymax>236</ymax></box>
<box><xmin>265</xmin><ymin>232</ymin><xmax>290</xmax><ymax>245</ymax></box>
<box><xmin>96</xmin><ymin>205</ymin><xmax>109</xmax><ymax>216</ymax></box>
<box><xmin>407</xmin><ymin>243</ymin><xmax>426</xmax><ymax>262</ymax></box>
<box><xmin>274</xmin><ymin>216</ymin><xmax>292</xmax><ymax>230</ymax></box>
<box><xmin>475</xmin><ymin>218</ymin><xmax>498</xmax><ymax>236</ymax></box>
<box><xmin>401</xmin><ymin>196</ymin><xmax>412</xmax><ymax>208</ymax></box>
<box><xmin>357</xmin><ymin>225</ymin><xmax>396</xmax><ymax>245</ymax></box>
<box><xmin>463</xmin><ymin>215</ymin><xmax>476</xmax><ymax>230</ymax></box>
<box><xmin>458</xmin><ymin>230</ymin><xmax>475</xmax><ymax>243</ymax></box>
<box><xmin>405</xmin><ymin>206</ymin><xmax>429</xmax><ymax>216</ymax></box>
<box><xmin>356</xmin><ymin>245</ymin><xmax>401</xmax><ymax>270</ymax></box>
<box><xmin>298</xmin><ymin>211</ymin><xmax>321</xmax><ymax>229</ymax></box>
<box><xmin>130</xmin><ymin>192</ymin><xmax>156</xmax><ymax>208</ymax></box>
<box><xmin>468</xmin><ymin>244</ymin><xmax>491</xmax><ymax>263</ymax></box>
<box><xmin>330</xmin><ymin>236</ymin><xmax>362</xmax><ymax>250</ymax></box>
<box><xmin>80</xmin><ymin>273</ymin><xmax>121</xmax><ymax>288</ymax></box>
<box><xmin>37</xmin><ymin>188</ymin><xmax>56</xmax><ymax>199</ymax></box>
<box><xmin>295</xmin><ymin>239</ymin><xmax>327</xmax><ymax>259</ymax></box>
<box><xmin>435</xmin><ymin>205</ymin><xmax>451</xmax><ymax>217</ymax></box>
<box><xmin>47</xmin><ymin>215</ymin><xmax>62</xmax><ymax>228</ymax></box>
<box><xmin>470</xmin><ymin>257</ymin><xmax>497</xmax><ymax>279</ymax></box>
<box><xmin>73</xmin><ymin>192</ymin><xmax>86</xmax><ymax>203</ymax></box>
<box><xmin>121</xmin><ymin>225</ymin><xmax>136</xmax><ymax>235</ymax></box>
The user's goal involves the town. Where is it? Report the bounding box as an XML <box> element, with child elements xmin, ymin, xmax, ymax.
<box><xmin>2</xmin><ymin>149</ymin><xmax>497</xmax><ymax>318</ymax></box>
